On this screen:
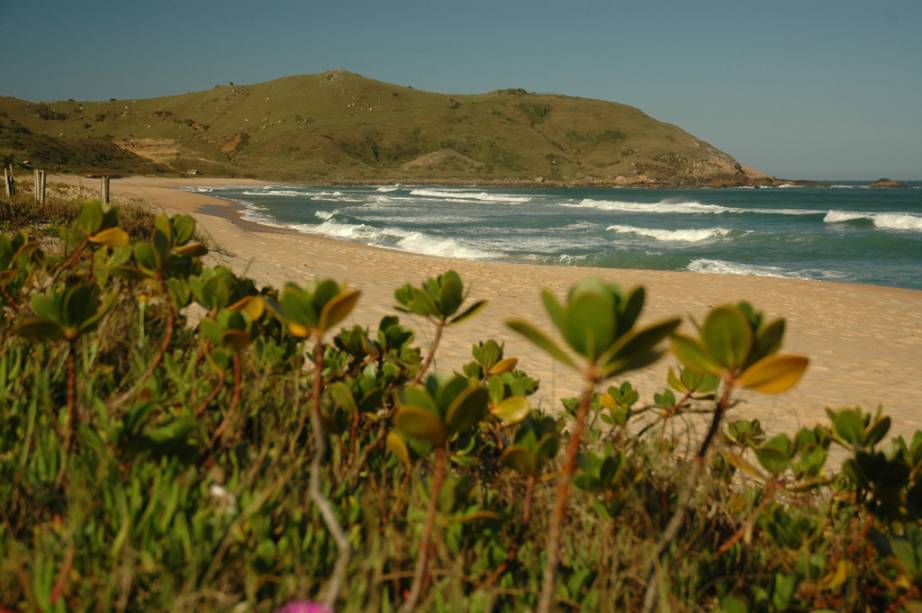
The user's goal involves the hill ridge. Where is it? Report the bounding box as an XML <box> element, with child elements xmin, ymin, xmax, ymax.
<box><xmin>0</xmin><ymin>70</ymin><xmax>774</xmax><ymax>187</ymax></box>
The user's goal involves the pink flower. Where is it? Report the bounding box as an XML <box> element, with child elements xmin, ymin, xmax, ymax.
<box><xmin>275</xmin><ymin>602</ymin><xmax>332</xmax><ymax>613</ymax></box>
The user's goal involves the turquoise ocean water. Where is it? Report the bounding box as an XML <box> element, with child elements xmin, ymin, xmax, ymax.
<box><xmin>195</xmin><ymin>182</ymin><xmax>922</xmax><ymax>290</ymax></box>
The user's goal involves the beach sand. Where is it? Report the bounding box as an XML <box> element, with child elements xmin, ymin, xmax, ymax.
<box><xmin>53</xmin><ymin>175</ymin><xmax>922</xmax><ymax>437</ymax></box>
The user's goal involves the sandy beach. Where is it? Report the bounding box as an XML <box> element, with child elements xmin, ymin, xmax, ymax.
<box><xmin>53</xmin><ymin>175</ymin><xmax>922</xmax><ymax>437</ymax></box>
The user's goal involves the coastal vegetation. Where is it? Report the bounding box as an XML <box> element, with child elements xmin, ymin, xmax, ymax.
<box><xmin>0</xmin><ymin>71</ymin><xmax>768</xmax><ymax>187</ymax></box>
<box><xmin>1</xmin><ymin>193</ymin><xmax>920</xmax><ymax>612</ymax></box>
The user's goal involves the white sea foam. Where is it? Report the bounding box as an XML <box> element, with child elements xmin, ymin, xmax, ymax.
<box><xmin>565</xmin><ymin>198</ymin><xmax>818</xmax><ymax>216</ymax></box>
<box><xmin>563</xmin><ymin>221</ymin><xmax>603</xmax><ymax>231</ymax></box>
<box><xmin>687</xmin><ymin>258</ymin><xmax>845</xmax><ymax>281</ymax></box>
<box><xmin>409</xmin><ymin>188</ymin><xmax>532</xmax><ymax>204</ymax></box>
<box><xmin>237</xmin><ymin>201</ymin><xmax>288</xmax><ymax>228</ymax></box>
<box><xmin>824</xmin><ymin>210</ymin><xmax>922</xmax><ymax>232</ymax></box>
<box><xmin>287</xmin><ymin>216</ymin><xmax>498</xmax><ymax>259</ymax></box>
<box><xmin>607</xmin><ymin>225</ymin><xmax>735</xmax><ymax>242</ymax></box>
<box><xmin>563</xmin><ymin>199</ymin><xmax>734</xmax><ymax>214</ymax></box>
<box><xmin>241</xmin><ymin>189</ymin><xmax>304</xmax><ymax>197</ymax></box>
<box><xmin>687</xmin><ymin>258</ymin><xmax>792</xmax><ymax>278</ymax></box>
<box><xmin>394</xmin><ymin>232</ymin><xmax>496</xmax><ymax>259</ymax></box>
<box><xmin>238</xmin><ymin>188</ymin><xmax>366</xmax><ymax>203</ymax></box>
<box><xmin>376</xmin><ymin>185</ymin><xmax>400</xmax><ymax>192</ymax></box>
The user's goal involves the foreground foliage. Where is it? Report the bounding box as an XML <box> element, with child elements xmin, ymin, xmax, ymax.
<box><xmin>1</xmin><ymin>197</ymin><xmax>921</xmax><ymax>612</ymax></box>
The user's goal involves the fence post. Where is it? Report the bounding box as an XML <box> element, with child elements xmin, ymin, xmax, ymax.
<box><xmin>34</xmin><ymin>169</ymin><xmax>47</xmax><ymax>205</ymax></box>
<box><xmin>100</xmin><ymin>175</ymin><xmax>110</xmax><ymax>204</ymax></box>
<box><xmin>3</xmin><ymin>165</ymin><xmax>14</xmax><ymax>198</ymax></box>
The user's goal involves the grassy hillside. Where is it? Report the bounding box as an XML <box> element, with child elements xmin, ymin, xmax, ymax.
<box><xmin>0</xmin><ymin>70</ymin><xmax>771</xmax><ymax>186</ymax></box>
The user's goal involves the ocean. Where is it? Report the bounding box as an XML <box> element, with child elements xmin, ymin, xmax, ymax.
<box><xmin>192</xmin><ymin>182</ymin><xmax>922</xmax><ymax>290</ymax></box>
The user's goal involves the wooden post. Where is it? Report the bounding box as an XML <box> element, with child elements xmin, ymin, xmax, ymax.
<box><xmin>34</xmin><ymin>169</ymin><xmax>47</xmax><ymax>205</ymax></box>
<box><xmin>3</xmin><ymin>165</ymin><xmax>14</xmax><ymax>198</ymax></box>
<box><xmin>100</xmin><ymin>175</ymin><xmax>110</xmax><ymax>204</ymax></box>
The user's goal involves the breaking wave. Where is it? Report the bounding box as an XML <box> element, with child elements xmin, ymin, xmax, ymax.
<box><xmin>607</xmin><ymin>225</ymin><xmax>736</xmax><ymax>242</ymax></box>
<box><xmin>564</xmin><ymin>199</ymin><xmax>817</xmax><ymax>216</ymax></box>
<box><xmin>409</xmin><ymin>188</ymin><xmax>532</xmax><ymax>204</ymax></box>
<box><xmin>687</xmin><ymin>258</ymin><xmax>845</xmax><ymax>281</ymax></box>
<box><xmin>291</xmin><ymin>213</ymin><xmax>498</xmax><ymax>260</ymax></box>
<box><xmin>824</xmin><ymin>210</ymin><xmax>922</xmax><ymax>232</ymax></box>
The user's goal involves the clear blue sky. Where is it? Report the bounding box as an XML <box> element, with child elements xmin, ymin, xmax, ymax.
<box><xmin>3</xmin><ymin>0</ymin><xmax>921</xmax><ymax>179</ymax></box>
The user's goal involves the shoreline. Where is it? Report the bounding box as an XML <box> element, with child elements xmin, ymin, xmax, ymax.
<box><xmin>51</xmin><ymin>174</ymin><xmax>922</xmax><ymax>437</ymax></box>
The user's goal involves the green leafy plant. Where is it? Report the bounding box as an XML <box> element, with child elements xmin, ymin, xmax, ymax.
<box><xmin>395</xmin><ymin>270</ymin><xmax>486</xmax><ymax>383</ymax></box>
<box><xmin>270</xmin><ymin>278</ymin><xmax>361</xmax><ymax>607</ymax></box>
<box><xmin>0</xmin><ymin>230</ymin><xmax>40</xmax><ymax>315</ymax></box>
<box><xmin>0</xmin><ymin>194</ymin><xmax>917</xmax><ymax>612</ymax></box>
<box><xmin>508</xmin><ymin>279</ymin><xmax>680</xmax><ymax>613</ymax></box>
<box><xmin>642</xmin><ymin>303</ymin><xmax>809</xmax><ymax>612</ymax></box>
<box><xmin>392</xmin><ymin>372</ymin><xmax>490</xmax><ymax>611</ymax></box>
<box><xmin>500</xmin><ymin>413</ymin><xmax>560</xmax><ymax>524</ymax></box>
<box><xmin>13</xmin><ymin>282</ymin><xmax>111</xmax><ymax>476</ymax></box>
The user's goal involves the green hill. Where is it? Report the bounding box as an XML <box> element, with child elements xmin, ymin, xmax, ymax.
<box><xmin>0</xmin><ymin>70</ymin><xmax>771</xmax><ymax>186</ymax></box>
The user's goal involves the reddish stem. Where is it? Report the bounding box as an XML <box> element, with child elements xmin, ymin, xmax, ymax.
<box><xmin>641</xmin><ymin>382</ymin><xmax>734</xmax><ymax>613</ymax></box>
<box><xmin>411</xmin><ymin>319</ymin><xmax>444</xmax><ymax>385</ymax></box>
<box><xmin>50</xmin><ymin>545</ymin><xmax>75</xmax><ymax>605</ymax></box>
<box><xmin>522</xmin><ymin>474</ymin><xmax>537</xmax><ymax>526</ymax></box>
<box><xmin>56</xmin><ymin>341</ymin><xmax>78</xmax><ymax>485</ymax></box>
<box><xmin>108</xmin><ymin>275</ymin><xmax>174</xmax><ymax>410</ymax></box>
<box><xmin>402</xmin><ymin>445</ymin><xmax>448</xmax><ymax>612</ymax></box>
<box><xmin>0</xmin><ymin>284</ymin><xmax>20</xmax><ymax>313</ymax></box>
<box><xmin>537</xmin><ymin>378</ymin><xmax>597</xmax><ymax>613</ymax></box>
<box><xmin>210</xmin><ymin>352</ymin><xmax>242</xmax><ymax>446</ymax></box>
<box><xmin>308</xmin><ymin>340</ymin><xmax>351</xmax><ymax>607</ymax></box>
<box><xmin>194</xmin><ymin>376</ymin><xmax>224</xmax><ymax>417</ymax></box>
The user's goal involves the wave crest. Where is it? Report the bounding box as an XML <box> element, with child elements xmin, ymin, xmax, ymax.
<box><xmin>824</xmin><ymin>210</ymin><xmax>922</xmax><ymax>232</ymax></box>
<box><xmin>295</xmin><ymin>215</ymin><xmax>498</xmax><ymax>260</ymax></box>
<box><xmin>409</xmin><ymin>188</ymin><xmax>532</xmax><ymax>204</ymax></box>
<box><xmin>607</xmin><ymin>225</ymin><xmax>735</xmax><ymax>242</ymax></box>
<box><xmin>565</xmin><ymin>199</ymin><xmax>817</xmax><ymax>216</ymax></box>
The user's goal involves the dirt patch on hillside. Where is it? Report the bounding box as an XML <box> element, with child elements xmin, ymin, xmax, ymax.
<box><xmin>116</xmin><ymin>138</ymin><xmax>180</xmax><ymax>164</ymax></box>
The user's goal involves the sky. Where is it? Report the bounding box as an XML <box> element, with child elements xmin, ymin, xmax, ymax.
<box><xmin>2</xmin><ymin>0</ymin><xmax>921</xmax><ymax>180</ymax></box>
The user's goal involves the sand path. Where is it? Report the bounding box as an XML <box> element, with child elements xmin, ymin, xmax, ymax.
<box><xmin>53</xmin><ymin>175</ymin><xmax>922</xmax><ymax>437</ymax></box>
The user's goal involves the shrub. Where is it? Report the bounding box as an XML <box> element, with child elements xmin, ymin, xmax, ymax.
<box><xmin>0</xmin><ymin>197</ymin><xmax>919</xmax><ymax>611</ymax></box>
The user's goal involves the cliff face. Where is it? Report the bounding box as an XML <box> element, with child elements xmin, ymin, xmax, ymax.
<box><xmin>0</xmin><ymin>71</ymin><xmax>772</xmax><ymax>186</ymax></box>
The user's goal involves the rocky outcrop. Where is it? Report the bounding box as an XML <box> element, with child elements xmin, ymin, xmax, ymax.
<box><xmin>870</xmin><ymin>178</ymin><xmax>908</xmax><ymax>188</ymax></box>
<box><xmin>221</xmin><ymin>132</ymin><xmax>250</xmax><ymax>156</ymax></box>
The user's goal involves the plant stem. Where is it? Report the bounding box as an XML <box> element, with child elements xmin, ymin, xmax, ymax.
<box><xmin>210</xmin><ymin>352</ymin><xmax>243</xmax><ymax>445</ymax></box>
<box><xmin>56</xmin><ymin>340</ymin><xmax>78</xmax><ymax>485</ymax></box>
<box><xmin>193</xmin><ymin>376</ymin><xmax>223</xmax><ymax>417</ymax></box>
<box><xmin>348</xmin><ymin>412</ymin><xmax>361</xmax><ymax>465</ymax></box>
<box><xmin>640</xmin><ymin>382</ymin><xmax>734</xmax><ymax>613</ymax></box>
<box><xmin>345</xmin><ymin>423</ymin><xmax>389</xmax><ymax>484</ymax></box>
<box><xmin>50</xmin><ymin>544</ymin><xmax>75</xmax><ymax>605</ymax></box>
<box><xmin>53</xmin><ymin>239</ymin><xmax>87</xmax><ymax>282</ymax></box>
<box><xmin>0</xmin><ymin>284</ymin><xmax>20</xmax><ymax>313</ymax></box>
<box><xmin>523</xmin><ymin>474</ymin><xmax>537</xmax><ymax>526</ymax></box>
<box><xmin>537</xmin><ymin>377</ymin><xmax>597</xmax><ymax>613</ymax></box>
<box><xmin>486</xmin><ymin>473</ymin><xmax>539</xmax><ymax>589</ymax></box>
<box><xmin>308</xmin><ymin>340</ymin><xmax>351</xmax><ymax>608</ymax></box>
<box><xmin>411</xmin><ymin>318</ymin><xmax>445</xmax><ymax>384</ymax></box>
<box><xmin>402</xmin><ymin>444</ymin><xmax>448</xmax><ymax>612</ymax></box>
<box><xmin>107</xmin><ymin>275</ymin><xmax>174</xmax><ymax>411</ymax></box>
